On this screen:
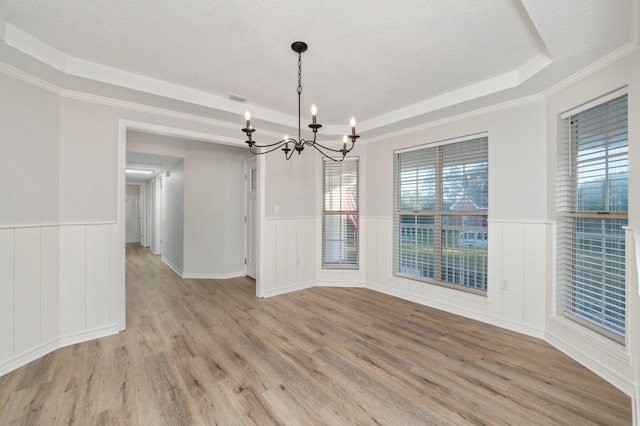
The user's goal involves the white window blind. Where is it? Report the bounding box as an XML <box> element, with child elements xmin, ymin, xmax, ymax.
<box><xmin>394</xmin><ymin>136</ymin><xmax>488</xmax><ymax>292</ymax></box>
<box><xmin>323</xmin><ymin>158</ymin><xmax>359</xmax><ymax>269</ymax></box>
<box><xmin>557</xmin><ymin>93</ymin><xmax>628</xmax><ymax>342</ymax></box>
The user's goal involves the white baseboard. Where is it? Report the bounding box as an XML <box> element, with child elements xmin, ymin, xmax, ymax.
<box><xmin>545</xmin><ymin>330</ymin><xmax>636</xmax><ymax>397</ymax></box>
<box><xmin>365</xmin><ymin>281</ymin><xmax>545</xmax><ymax>339</ymax></box>
<box><xmin>182</xmin><ymin>271</ymin><xmax>244</xmax><ymax>279</ymax></box>
<box><xmin>58</xmin><ymin>323</ymin><xmax>121</xmax><ymax>348</ymax></box>
<box><xmin>0</xmin><ymin>324</ymin><xmax>120</xmax><ymax>377</ymax></box>
<box><xmin>0</xmin><ymin>338</ymin><xmax>59</xmax><ymax>377</ymax></box>
<box><xmin>260</xmin><ymin>281</ymin><xmax>315</xmax><ymax>298</ymax></box>
<box><xmin>161</xmin><ymin>256</ymin><xmax>183</xmax><ymax>277</ymax></box>
<box><xmin>316</xmin><ymin>280</ymin><xmax>366</xmax><ymax>288</ymax></box>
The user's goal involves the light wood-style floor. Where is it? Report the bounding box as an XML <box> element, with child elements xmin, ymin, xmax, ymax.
<box><xmin>0</xmin><ymin>244</ymin><xmax>632</xmax><ymax>425</ymax></box>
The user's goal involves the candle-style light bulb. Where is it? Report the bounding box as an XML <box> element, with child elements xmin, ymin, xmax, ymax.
<box><xmin>350</xmin><ymin>117</ymin><xmax>356</xmax><ymax>135</ymax></box>
<box><xmin>244</xmin><ymin>111</ymin><xmax>251</xmax><ymax>129</ymax></box>
<box><xmin>342</xmin><ymin>135</ymin><xmax>348</xmax><ymax>152</ymax></box>
<box><xmin>311</xmin><ymin>104</ymin><xmax>317</xmax><ymax>124</ymax></box>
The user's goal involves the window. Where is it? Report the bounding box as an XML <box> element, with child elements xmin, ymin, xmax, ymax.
<box><xmin>394</xmin><ymin>135</ymin><xmax>488</xmax><ymax>292</ymax></box>
<box><xmin>557</xmin><ymin>91</ymin><xmax>628</xmax><ymax>343</ymax></box>
<box><xmin>323</xmin><ymin>158</ymin><xmax>359</xmax><ymax>269</ymax></box>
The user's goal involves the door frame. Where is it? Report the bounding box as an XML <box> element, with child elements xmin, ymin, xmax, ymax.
<box><xmin>118</xmin><ymin>119</ymin><xmax>261</xmax><ymax>331</ymax></box>
<box><xmin>244</xmin><ymin>158</ymin><xmax>257</xmax><ymax>279</ymax></box>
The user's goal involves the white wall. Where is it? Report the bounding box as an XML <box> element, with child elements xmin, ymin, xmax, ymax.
<box><xmin>265</xmin><ymin>143</ymin><xmax>319</xmax><ymax>218</ymax></box>
<box><xmin>59</xmin><ymin>98</ymin><xmax>119</xmax><ymax>223</ymax></box>
<box><xmin>183</xmin><ymin>141</ymin><xmax>247</xmax><ymax>278</ymax></box>
<box><xmin>0</xmin><ymin>72</ymin><xmax>59</xmax><ymax>226</ymax></box>
<box><xmin>162</xmin><ymin>160</ymin><xmax>184</xmax><ymax>275</ymax></box>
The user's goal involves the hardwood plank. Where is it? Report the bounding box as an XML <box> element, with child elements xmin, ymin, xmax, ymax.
<box><xmin>0</xmin><ymin>244</ymin><xmax>631</xmax><ymax>425</ymax></box>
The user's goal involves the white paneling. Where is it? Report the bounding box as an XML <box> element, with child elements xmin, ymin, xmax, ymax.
<box><xmin>109</xmin><ymin>223</ymin><xmax>123</xmax><ymax>329</ymax></box>
<box><xmin>262</xmin><ymin>219</ymin><xmax>276</xmax><ymax>292</ymax></box>
<box><xmin>523</xmin><ymin>224</ymin><xmax>546</xmax><ymax>329</ymax></box>
<box><xmin>501</xmin><ymin>223</ymin><xmax>524</xmax><ymax>323</ymax></box>
<box><xmin>286</xmin><ymin>220</ymin><xmax>296</xmax><ymax>286</ymax></box>
<box><xmin>59</xmin><ymin>225</ymin><xmax>86</xmax><ymax>335</ymax></box>
<box><xmin>364</xmin><ymin>217</ymin><xmax>376</xmax><ymax>283</ymax></box>
<box><xmin>14</xmin><ymin>227</ymin><xmax>41</xmax><ymax>354</ymax></box>
<box><xmin>260</xmin><ymin>217</ymin><xmax>316</xmax><ymax>294</ymax></box>
<box><xmin>305</xmin><ymin>218</ymin><xmax>315</xmax><ymax>283</ymax></box>
<box><xmin>295</xmin><ymin>219</ymin><xmax>306</xmax><ymax>283</ymax></box>
<box><xmin>377</xmin><ymin>219</ymin><xmax>390</xmax><ymax>286</ymax></box>
<box><xmin>85</xmin><ymin>225</ymin><xmax>111</xmax><ymax>329</ymax></box>
<box><xmin>274</xmin><ymin>220</ymin><xmax>287</xmax><ymax>288</ymax></box>
<box><xmin>0</xmin><ymin>229</ymin><xmax>15</xmax><ymax>360</ymax></box>
<box><xmin>40</xmin><ymin>226</ymin><xmax>60</xmax><ymax>342</ymax></box>
<box><xmin>485</xmin><ymin>221</ymin><xmax>503</xmax><ymax>318</ymax></box>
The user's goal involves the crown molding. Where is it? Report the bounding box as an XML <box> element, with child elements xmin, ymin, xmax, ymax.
<box><xmin>364</xmin><ymin>93</ymin><xmax>544</xmax><ymax>144</ymax></box>
<box><xmin>0</xmin><ymin>60</ymin><xmax>61</xmax><ymax>95</ymax></box>
<box><xmin>3</xmin><ymin>19</ymin><xmax>556</xmax><ymax>138</ymax></box>
<box><xmin>543</xmin><ymin>43</ymin><xmax>639</xmax><ymax>98</ymax></box>
<box><xmin>344</xmin><ymin>51</ymin><xmax>553</xmax><ymax>136</ymax></box>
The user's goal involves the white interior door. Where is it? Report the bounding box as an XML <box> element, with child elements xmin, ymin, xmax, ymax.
<box><xmin>245</xmin><ymin>159</ymin><xmax>257</xmax><ymax>279</ymax></box>
<box><xmin>125</xmin><ymin>194</ymin><xmax>141</xmax><ymax>244</ymax></box>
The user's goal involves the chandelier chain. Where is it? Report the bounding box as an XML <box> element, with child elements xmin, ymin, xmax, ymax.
<box><xmin>297</xmin><ymin>53</ymin><xmax>302</xmax><ymax>95</ymax></box>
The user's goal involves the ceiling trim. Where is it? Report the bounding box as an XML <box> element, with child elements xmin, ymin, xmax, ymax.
<box><xmin>542</xmin><ymin>43</ymin><xmax>639</xmax><ymax>98</ymax></box>
<box><xmin>344</xmin><ymin>51</ymin><xmax>552</xmax><ymax>136</ymax></box>
<box><xmin>3</xmin><ymin>22</ymin><xmax>298</xmax><ymax>128</ymax></box>
<box><xmin>0</xmin><ymin>60</ymin><xmax>61</xmax><ymax>95</ymax></box>
<box><xmin>364</xmin><ymin>93</ymin><xmax>544</xmax><ymax>145</ymax></box>
<box><xmin>4</xmin><ymin>19</ymin><xmax>560</xmax><ymax>135</ymax></box>
<box><xmin>119</xmin><ymin>119</ymin><xmax>243</xmax><ymax>148</ymax></box>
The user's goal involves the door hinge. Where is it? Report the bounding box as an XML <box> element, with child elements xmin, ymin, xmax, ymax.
<box><xmin>244</xmin><ymin>258</ymin><xmax>247</xmax><ymax>265</ymax></box>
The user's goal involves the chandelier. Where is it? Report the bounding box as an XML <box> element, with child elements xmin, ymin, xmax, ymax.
<box><xmin>241</xmin><ymin>41</ymin><xmax>360</xmax><ymax>162</ymax></box>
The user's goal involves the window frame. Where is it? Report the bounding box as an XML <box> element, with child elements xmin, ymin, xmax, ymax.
<box><xmin>393</xmin><ymin>134</ymin><xmax>489</xmax><ymax>294</ymax></box>
<box><xmin>556</xmin><ymin>89</ymin><xmax>628</xmax><ymax>344</ymax></box>
<box><xmin>322</xmin><ymin>157</ymin><xmax>359</xmax><ymax>269</ymax></box>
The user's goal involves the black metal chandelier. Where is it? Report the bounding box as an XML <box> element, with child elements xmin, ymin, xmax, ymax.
<box><xmin>242</xmin><ymin>41</ymin><xmax>359</xmax><ymax>162</ymax></box>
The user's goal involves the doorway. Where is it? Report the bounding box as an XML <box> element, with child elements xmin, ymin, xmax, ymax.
<box><xmin>125</xmin><ymin>185</ymin><xmax>141</xmax><ymax>244</ymax></box>
<box><xmin>245</xmin><ymin>158</ymin><xmax>257</xmax><ymax>279</ymax></box>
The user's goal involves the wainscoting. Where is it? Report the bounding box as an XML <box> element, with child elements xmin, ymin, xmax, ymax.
<box><xmin>363</xmin><ymin>217</ymin><xmax>548</xmax><ymax>338</ymax></box>
<box><xmin>0</xmin><ymin>223</ymin><xmax>122</xmax><ymax>376</ymax></box>
<box><xmin>260</xmin><ymin>217</ymin><xmax>317</xmax><ymax>297</ymax></box>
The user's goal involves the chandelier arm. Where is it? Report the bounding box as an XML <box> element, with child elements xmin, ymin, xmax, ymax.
<box><xmin>247</xmin><ymin>138</ymin><xmax>294</xmax><ymax>149</ymax></box>
<box><xmin>250</xmin><ymin>142</ymin><xmax>294</xmax><ymax>155</ymax></box>
<box><xmin>306</xmin><ymin>140</ymin><xmax>350</xmax><ymax>154</ymax></box>
<box><xmin>308</xmin><ymin>143</ymin><xmax>346</xmax><ymax>162</ymax></box>
<box><xmin>285</xmin><ymin>147</ymin><xmax>295</xmax><ymax>160</ymax></box>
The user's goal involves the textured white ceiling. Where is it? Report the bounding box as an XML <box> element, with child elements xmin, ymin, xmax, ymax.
<box><xmin>0</xmin><ymin>0</ymin><xmax>635</xmax><ymax>135</ymax></box>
